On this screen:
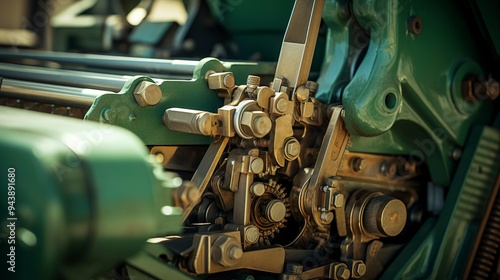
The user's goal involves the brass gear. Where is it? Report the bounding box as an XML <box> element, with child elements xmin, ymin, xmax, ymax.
<box><xmin>250</xmin><ymin>179</ymin><xmax>291</xmax><ymax>246</ymax></box>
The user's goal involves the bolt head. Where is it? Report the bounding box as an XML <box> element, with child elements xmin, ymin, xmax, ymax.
<box><xmin>333</xmin><ymin>193</ymin><xmax>344</xmax><ymax>208</ymax></box>
<box><xmin>244</xmin><ymin>226</ymin><xmax>260</xmax><ymax>244</ymax></box>
<box><xmin>212</xmin><ymin>236</ymin><xmax>242</xmax><ymax>267</ymax></box>
<box><xmin>336</xmin><ymin>266</ymin><xmax>350</xmax><ymax>280</ymax></box>
<box><xmin>353</xmin><ymin>261</ymin><xmax>366</xmax><ymax>277</ymax></box>
<box><xmin>250</xmin><ymin>157</ymin><xmax>264</xmax><ymax>174</ymax></box>
<box><xmin>134</xmin><ymin>81</ymin><xmax>162</xmax><ymax>106</ymax></box>
<box><xmin>284</xmin><ymin>138</ymin><xmax>301</xmax><ymax>161</ymax></box>
<box><xmin>241</xmin><ymin>111</ymin><xmax>272</xmax><ymax>138</ymax></box>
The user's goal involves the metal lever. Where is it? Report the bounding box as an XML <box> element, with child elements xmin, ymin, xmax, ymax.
<box><xmin>273</xmin><ymin>0</ymin><xmax>325</xmax><ymax>92</ymax></box>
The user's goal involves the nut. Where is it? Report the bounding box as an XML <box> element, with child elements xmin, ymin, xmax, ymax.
<box><xmin>134</xmin><ymin>81</ymin><xmax>162</xmax><ymax>106</ymax></box>
<box><xmin>336</xmin><ymin>266</ymin><xmax>350</xmax><ymax>280</ymax></box>
<box><xmin>352</xmin><ymin>260</ymin><xmax>366</xmax><ymax>278</ymax></box>
<box><xmin>212</xmin><ymin>236</ymin><xmax>243</xmax><ymax>267</ymax></box>
<box><xmin>284</xmin><ymin>138</ymin><xmax>301</xmax><ymax>161</ymax></box>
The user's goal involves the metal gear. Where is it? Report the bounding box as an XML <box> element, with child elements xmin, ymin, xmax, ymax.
<box><xmin>250</xmin><ymin>179</ymin><xmax>291</xmax><ymax>246</ymax></box>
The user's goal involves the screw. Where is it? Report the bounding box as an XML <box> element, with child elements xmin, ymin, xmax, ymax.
<box><xmin>463</xmin><ymin>75</ymin><xmax>500</xmax><ymax>104</ymax></box>
<box><xmin>333</xmin><ymin>193</ymin><xmax>344</xmax><ymax>208</ymax></box>
<box><xmin>284</xmin><ymin>138</ymin><xmax>301</xmax><ymax>161</ymax></box>
<box><xmin>381</xmin><ymin>161</ymin><xmax>397</xmax><ymax>178</ymax></box>
<box><xmin>247</xmin><ymin>75</ymin><xmax>261</xmax><ymax>89</ymax></box>
<box><xmin>133</xmin><ymin>81</ymin><xmax>162</xmax><ymax>106</ymax></box>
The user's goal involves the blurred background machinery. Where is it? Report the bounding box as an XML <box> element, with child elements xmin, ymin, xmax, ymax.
<box><xmin>0</xmin><ymin>0</ymin><xmax>499</xmax><ymax>279</ymax></box>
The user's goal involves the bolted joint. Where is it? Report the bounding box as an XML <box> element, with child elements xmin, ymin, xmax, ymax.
<box><xmin>208</xmin><ymin>72</ymin><xmax>235</xmax><ymax>91</ymax></box>
<box><xmin>240</xmin><ymin>111</ymin><xmax>272</xmax><ymax>138</ymax></box>
<box><xmin>134</xmin><ymin>81</ymin><xmax>162</xmax><ymax>107</ymax></box>
<box><xmin>350</xmin><ymin>260</ymin><xmax>366</xmax><ymax>278</ymax></box>
<box><xmin>284</xmin><ymin>137</ymin><xmax>301</xmax><ymax>161</ymax></box>
<box><xmin>212</xmin><ymin>235</ymin><xmax>243</xmax><ymax>267</ymax></box>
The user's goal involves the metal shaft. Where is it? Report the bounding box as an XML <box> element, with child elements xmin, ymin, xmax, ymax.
<box><xmin>0</xmin><ymin>62</ymin><xmax>165</xmax><ymax>92</ymax></box>
<box><xmin>0</xmin><ymin>79</ymin><xmax>112</xmax><ymax>107</ymax></box>
<box><xmin>0</xmin><ymin>48</ymin><xmax>198</xmax><ymax>75</ymax></box>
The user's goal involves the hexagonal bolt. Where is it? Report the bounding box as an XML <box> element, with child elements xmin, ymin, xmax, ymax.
<box><xmin>352</xmin><ymin>261</ymin><xmax>366</xmax><ymax>278</ymax></box>
<box><xmin>351</xmin><ymin>157</ymin><xmax>365</xmax><ymax>172</ymax></box>
<box><xmin>295</xmin><ymin>85</ymin><xmax>310</xmax><ymax>102</ymax></box>
<box><xmin>208</xmin><ymin>72</ymin><xmax>235</xmax><ymax>90</ymax></box>
<box><xmin>250</xmin><ymin>182</ymin><xmax>266</xmax><ymax>196</ymax></box>
<box><xmin>244</xmin><ymin>225</ymin><xmax>260</xmax><ymax>244</ymax></box>
<box><xmin>336</xmin><ymin>266</ymin><xmax>350</xmax><ymax>280</ymax></box>
<box><xmin>320</xmin><ymin>211</ymin><xmax>334</xmax><ymax>224</ymax></box>
<box><xmin>240</xmin><ymin>111</ymin><xmax>272</xmax><ymax>138</ymax></box>
<box><xmin>333</xmin><ymin>193</ymin><xmax>344</xmax><ymax>208</ymax></box>
<box><xmin>212</xmin><ymin>235</ymin><xmax>243</xmax><ymax>267</ymax></box>
<box><xmin>133</xmin><ymin>81</ymin><xmax>162</xmax><ymax>107</ymax></box>
<box><xmin>284</xmin><ymin>138</ymin><xmax>301</xmax><ymax>161</ymax></box>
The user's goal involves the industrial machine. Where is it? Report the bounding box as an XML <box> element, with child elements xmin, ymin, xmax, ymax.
<box><xmin>1</xmin><ymin>0</ymin><xmax>499</xmax><ymax>279</ymax></box>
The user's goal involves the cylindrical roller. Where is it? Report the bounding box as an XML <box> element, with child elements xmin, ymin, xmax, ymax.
<box><xmin>0</xmin><ymin>48</ymin><xmax>198</xmax><ymax>75</ymax></box>
<box><xmin>363</xmin><ymin>195</ymin><xmax>407</xmax><ymax>237</ymax></box>
<box><xmin>0</xmin><ymin>62</ymin><xmax>164</xmax><ymax>92</ymax></box>
<box><xmin>0</xmin><ymin>78</ymin><xmax>111</xmax><ymax>108</ymax></box>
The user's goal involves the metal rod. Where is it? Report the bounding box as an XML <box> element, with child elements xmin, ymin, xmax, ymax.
<box><xmin>0</xmin><ymin>48</ymin><xmax>198</xmax><ymax>75</ymax></box>
<box><xmin>0</xmin><ymin>62</ymin><xmax>166</xmax><ymax>92</ymax></box>
<box><xmin>0</xmin><ymin>78</ymin><xmax>112</xmax><ymax>107</ymax></box>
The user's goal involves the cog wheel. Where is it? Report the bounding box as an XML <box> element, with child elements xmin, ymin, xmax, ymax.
<box><xmin>250</xmin><ymin>179</ymin><xmax>291</xmax><ymax>246</ymax></box>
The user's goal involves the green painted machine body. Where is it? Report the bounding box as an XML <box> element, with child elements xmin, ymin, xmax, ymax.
<box><xmin>0</xmin><ymin>107</ymin><xmax>182</xmax><ymax>280</ymax></box>
<box><xmin>1</xmin><ymin>0</ymin><xmax>499</xmax><ymax>279</ymax></box>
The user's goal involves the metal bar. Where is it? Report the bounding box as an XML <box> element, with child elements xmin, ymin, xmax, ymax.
<box><xmin>274</xmin><ymin>0</ymin><xmax>324</xmax><ymax>90</ymax></box>
<box><xmin>0</xmin><ymin>62</ymin><xmax>165</xmax><ymax>92</ymax></box>
<box><xmin>0</xmin><ymin>48</ymin><xmax>198</xmax><ymax>75</ymax></box>
<box><xmin>0</xmin><ymin>78</ymin><xmax>112</xmax><ymax>107</ymax></box>
<box><xmin>182</xmin><ymin>137</ymin><xmax>230</xmax><ymax>222</ymax></box>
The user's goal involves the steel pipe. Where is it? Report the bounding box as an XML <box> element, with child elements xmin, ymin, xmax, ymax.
<box><xmin>0</xmin><ymin>78</ymin><xmax>112</xmax><ymax>107</ymax></box>
<box><xmin>0</xmin><ymin>48</ymin><xmax>198</xmax><ymax>75</ymax></box>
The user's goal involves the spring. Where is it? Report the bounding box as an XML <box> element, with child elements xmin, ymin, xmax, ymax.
<box><xmin>469</xmin><ymin>187</ymin><xmax>500</xmax><ymax>280</ymax></box>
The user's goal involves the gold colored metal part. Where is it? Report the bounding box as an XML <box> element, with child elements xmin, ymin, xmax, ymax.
<box><xmin>282</xmin><ymin>262</ymin><xmax>351</xmax><ymax>280</ymax></box>
<box><xmin>181</xmin><ymin>137</ymin><xmax>230</xmax><ymax>222</ymax></box>
<box><xmin>133</xmin><ymin>81</ymin><xmax>162</xmax><ymax>107</ymax></box>
<box><xmin>163</xmin><ymin>108</ymin><xmax>219</xmax><ymax>136</ymax></box>
<box><xmin>185</xmin><ymin>231</ymin><xmax>285</xmax><ymax>274</ymax></box>
<box><xmin>306</xmin><ymin>107</ymin><xmax>350</xmax><ymax>234</ymax></box>
<box><xmin>274</xmin><ymin>0</ymin><xmax>325</xmax><ymax>92</ymax></box>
